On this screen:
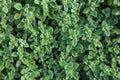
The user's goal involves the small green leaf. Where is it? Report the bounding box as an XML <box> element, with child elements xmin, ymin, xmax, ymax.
<box><xmin>114</xmin><ymin>44</ymin><xmax>120</xmax><ymax>54</ymax></box>
<box><xmin>88</xmin><ymin>44</ymin><xmax>95</xmax><ymax>50</ymax></box>
<box><xmin>21</xmin><ymin>76</ymin><xmax>25</xmax><ymax>80</ymax></box>
<box><xmin>34</xmin><ymin>0</ymin><xmax>39</xmax><ymax>4</ymax></box>
<box><xmin>14</xmin><ymin>3</ymin><xmax>22</xmax><ymax>10</ymax></box>
<box><xmin>71</xmin><ymin>51</ymin><xmax>78</xmax><ymax>57</ymax></box>
<box><xmin>102</xmin><ymin>21</ymin><xmax>110</xmax><ymax>36</ymax></box>
<box><xmin>112</xmin><ymin>9</ymin><xmax>120</xmax><ymax>15</ymax></box>
<box><xmin>0</xmin><ymin>73</ymin><xmax>5</xmax><ymax>79</ymax></box>
<box><xmin>91</xmin><ymin>11</ymin><xmax>97</xmax><ymax>17</ymax></box>
<box><xmin>102</xmin><ymin>8</ymin><xmax>111</xmax><ymax>17</ymax></box>
<box><xmin>44</xmin><ymin>75</ymin><xmax>52</xmax><ymax>80</ymax></box>
<box><xmin>95</xmin><ymin>41</ymin><xmax>102</xmax><ymax>47</ymax></box>
<box><xmin>14</xmin><ymin>13</ymin><xmax>21</xmax><ymax>19</ymax></box>
<box><xmin>11</xmin><ymin>52</ymin><xmax>18</xmax><ymax>57</ymax></box>
<box><xmin>0</xmin><ymin>63</ymin><xmax>4</xmax><ymax>72</ymax></box>
<box><xmin>83</xmin><ymin>7</ymin><xmax>90</xmax><ymax>14</ymax></box>
<box><xmin>107</xmin><ymin>0</ymin><xmax>113</xmax><ymax>6</ymax></box>
<box><xmin>16</xmin><ymin>60</ymin><xmax>21</xmax><ymax>67</ymax></box>
<box><xmin>66</xmin><ymin>45</ymin><xmax>72</xmax><ymax>53</ymax></box>
<box><xmin>35</xmin><ymin>71</ymin><xmax>40</xmax><ymax>77</ymax></box>
<box><xmin>42</xmin><ymin>4</ymin><xmax>49</xmax><ymax>21</ymax></box>
<box><xmin>50</xmin><ymin>1</ymin><xmax>57</xmax><ymax>8</ymax></box>
<box><xmin>2</xmin><ymin>6</ymin><xmax>8</xmax><ymax>13</ymax></box>
<box><xmin>72</xmin><ymin>39</ymin><xmax>77</xmax><ymax>47</ymax></box>
<box><xmin>113</xmin><ymin>0</ymin><xmax>120</xmax><ymax>6</ymax></box>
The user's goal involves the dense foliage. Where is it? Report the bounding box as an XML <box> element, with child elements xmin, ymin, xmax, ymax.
<box><xmin>0</xmin><ymin>0</ymin><xmax>120</xmax><ymax>80</ymax></box>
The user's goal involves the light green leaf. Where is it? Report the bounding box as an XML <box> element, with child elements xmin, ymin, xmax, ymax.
<box><xmin>107</xmin><ymin>0</ymin><xmax>113</xmax><ymax>6</ymax></box>
<box><xmin>112</xmin><ymin>9</ymin><xmax>120</xmax><ymax>15</ymax></box>
<box><xmin>102</xmin><ymin>8</ymin><xmax>111</xmax><ymax>17</ymax></box>
<box><xmin>83</xmin><ymin>7</ymin><xmax>90</xmax><ymax>14</ymax></box>
<box><xmin>49</xmin><ymin>1</ymin><xmax>57</xmax><ymax>8</ymax></box>
<box><xmin>91</xmin><ymin>11</ymin><xmax>97</xmax><ymax>17</ymax></box>
<box><xmin>0</xmin><ymin>63</ymin><xmax>4</xmax><ymax>72</ymax></box>
<box><xmin>66</xmin><ymin>45</ymin><xmax>72</xmax><ymax>53</ymax></box>
<box><xmin>16</xmin><ymin>60</ymin><xmax>21</xmax><ymax>67</ymax></box>
<box><xmin>102</xmin><ymin>21</ymin><xmax>110</xmax><ymax>36</ymax></box>
<box><xmin>44</xmin><ymin>75</ymin><xmax>52</xmax><ymax>80</ymax></box>
<box><xmin>21</xmin><ymin>76</ymin><xmax>25</xmax><ymax>80</ymax></box>
<box><xmin>34</xmin><ymin>0</ymin><xmax>39</xmax><ymax>4</ymax></box>
<box><xmin>72</xmin><ymin>39</ymin><xmax>77</xmax><ymax>47</ymax></box>
<box><xmin>114</xmin><ymin>44</ymin><xmax>120</xmax><ymax>54</ymax></box>
<box><xmin>88</xmin><ymin>44</ymin><xmax>95</xmax><ymax>50</ymax></box>
<box><xmin>2</xmin><ymin>6</ymin><xmax>8</xmax><ymax>13</ymax></box>
<box><xmin>42</xmin><ymin>4</ymin><xmax>49</xmax><ymax>20</ymax></box>
<box><xmin>14</xmin><ymin>13</ymin><xmax>21</xmax><ymax>19</ymax></box>
<box><xmin>95</xmin><ymin>41</ymin><xmax>102</xmax><ymax>47</ymax></box>
<box><xmin>14</xmin><ymin>3</ymin><xmax>22</xmax><ymax>10</ymax></box>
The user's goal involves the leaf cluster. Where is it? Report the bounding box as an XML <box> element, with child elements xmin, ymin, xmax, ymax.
<box><xmin>0</xmin><ymin>0</ymin><xmax>120</xmax><ymax>80</ymax></box>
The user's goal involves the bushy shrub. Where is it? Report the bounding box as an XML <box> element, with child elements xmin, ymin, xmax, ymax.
<box><xmin>0</xmin><ymin>0</ymin><xmax>120</xmax><ymax>80</ymax></box>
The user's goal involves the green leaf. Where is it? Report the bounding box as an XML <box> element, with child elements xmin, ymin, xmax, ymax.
<box><xmin>95</xmin><ymin>41</ymin><xmax>102</xmax><ymax>47</ymax></box>
<box><xmin>44</xmin><ymin>75</ymin><xmax>52</xmax><ymax>80</ymax></box>
<box><xmin>35</xmin><ymin>71</ymin><xmax>40</xmax><ymax>77</ymax></box>
<box><xmin>34</xmin><ymin>0</ymin><xmax>39</xmax><ymax>4</ymax></box>
<box><xmin>11</xmin><ymin>52</ymin><xmax>18</xmax><ymax>57</ymax></box>
<box><xmin>72</xmin><ymin>71</ymin><xmax>79</xmax><ymax>80</ymax></box>
<box><xmin>112</xmin><ymin>9</ymin><xmax>120</xmax><ymax>15</ymax></box>
<box><xmin>0</xmin><ymin>63</ymin><xmax>4</xmax><ymax>72</ymax></box>
<box><xmin>0</xmin><ymin>73</ymin><xmax>5</xmax><ymax>79</ymax></box>
<box><xmin>16</xmin><ymin>60</ymin><xmax>21</xmax><ymax>67</ymax></box>
<box><xmin>21</xmin><ymin>76</ymin><xmax>25</xmax><ymax>80</ymax></box>
<box><xmin>113</xmin><ymin>44</ymin><xmax>120</xmax><ymax>54</ymax></box>
<box><xmin>2</xmin><ymin>6</ymin><xmax>8</xmax><ymax>13</ymax></box>
<box><xmin>113</xmin><ymin>0</ymin><xmax>120</xmax><ymax>6</ymax></box>
<box><xmin>72</xmin><ymin>39</ymin><xmax>77</xmax><ymax>47</ymax></box>
<box><xmin>17</xmin><ymin>21</ymin><xmax>24</xmax><ymax>29</ymax></box>
<box><xmin>71</xmin><ymin>51</ymin><xmax>78</xmax><ymax>57</ymax></box>
<box><xmin>107</xmin><ymin>0</ymin><xmax>113</xmax><ymax>6</ymax></box>
<box><xmin>66</xmin><ymin>45</ymin><xmax>72</xmax><ymax>53</ymax></box>
<box><xmin>62</xmin><ymin>0</ymin><xmax>68</xmax><ymax>11</ymax></box>
<box><xmin>42</xmin><ymin>4</ymin><xmax>49</xmax><ymax>21</ymax></box>
<box><xmin>102</xmin><ymin>21</ymin><xmax>110</xmax><ymax>36</ymax></box>
<box><xmin>14</xmin><ymin>3</ymin><xmax>22</xmax><ymax>10</ymax></box>
<box><xmin>83</xmin><ymin>7</ymin><xmax>90</xmax><ymax>14</ymax></box>
<box><xmin>91</xmin><ymin>11</ymin><xmax>97</xmax><ymax>17</ymax></box>
<box><xmin>88</xmin><ymin>44</ymin><xmax>95</xmax><ymax>50</ymax></box>
<box><xmin>102</xmin><ymin>8</ymin><xmax>111</xmax><ymax>17</ymax></box>
<box><xmin>49</xmin><ymin>1</ymin><xmax>57</xmax><ymax>8</ymax></box>
<box><xmin>14</xmin><ymin>13</ymin><xmax>21</xmax><ymax>19</ymax></box>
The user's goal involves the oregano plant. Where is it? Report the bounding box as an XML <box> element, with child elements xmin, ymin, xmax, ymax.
<box><xmin>0</xmin><ymin>0</ymin><xmax>120</xmax><ymax>80</ymax></box>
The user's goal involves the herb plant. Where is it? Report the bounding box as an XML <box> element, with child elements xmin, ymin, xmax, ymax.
<box><xmin>0</xmin><ymin>0</ymin><xmax>120</xmax><ymax>80</ymax></box>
